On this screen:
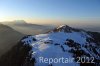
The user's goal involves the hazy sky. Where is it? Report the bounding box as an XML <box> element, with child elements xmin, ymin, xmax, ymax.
<box><xmin>0</xmin><ymin>0</ymin><xmax>100</xmax><ymax>25</ymax></box>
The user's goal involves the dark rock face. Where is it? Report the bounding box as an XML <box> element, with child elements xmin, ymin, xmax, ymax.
<box><xmin>87</xmin><ymin>31</ymin><xmax>100</xmax><ymax>45</ymax></box>
<box><xmin>65</xmin><ymin>39</ymin><xmax>100</xmax><ymax>66</ymax></box>
<box><xmin>0</xmin><ymin>38</ymin><xmax>35</xmax><ymax>66</ymax></box>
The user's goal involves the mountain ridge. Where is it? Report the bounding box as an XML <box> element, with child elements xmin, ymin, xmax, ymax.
<box><xmin>51</xmin><ymin>25</ymin><xmax>85</xmax><ymax>33</ymax></box>
<box><xmin>0</xmin><ymin>23</ymin><xmax>25</xmax><ymax>56</ymax></box>
<box><xmin>0</xmin><ymin>25</ymin><xmax>100</xmax><ymax>66</ymax></box>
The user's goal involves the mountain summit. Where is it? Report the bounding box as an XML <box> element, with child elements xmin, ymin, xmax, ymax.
<box><xmin>52</xmin><ymin>25</ymin><xmax>83</xmax><ymax>33</ymax></box>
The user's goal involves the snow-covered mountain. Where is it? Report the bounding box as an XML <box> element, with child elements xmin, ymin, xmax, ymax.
<box><xmin>16</xmin><ymin>25</ymin><xmax>100</xmax><ymax>66</ymax></box>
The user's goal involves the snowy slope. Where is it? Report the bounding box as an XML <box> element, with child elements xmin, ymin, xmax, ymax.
<box><xmin>21</xmin><ymin>25</ymin><xmax>100</xmax><ymax>66</ymax></box>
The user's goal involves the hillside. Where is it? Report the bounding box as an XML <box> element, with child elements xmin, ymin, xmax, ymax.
<box><xmin>0</xmin><ymin>24</ymin><xmax>25</xmax><ymax>56</ymax></box>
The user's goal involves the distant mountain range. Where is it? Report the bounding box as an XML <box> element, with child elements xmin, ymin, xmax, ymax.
<box><xmin>1</xmin><ymin>20</ymin><xmax>54</xmax><ymax>35</ymax></box>
<box><xmin>0</xmin><ymin>25</ymin><xmax>99</xmax><ymax>66</ymax></box>
<box><xmin>2</xmin><ymin>20</ymin><xmax>100</xmax><ymax>33</ymax></box>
